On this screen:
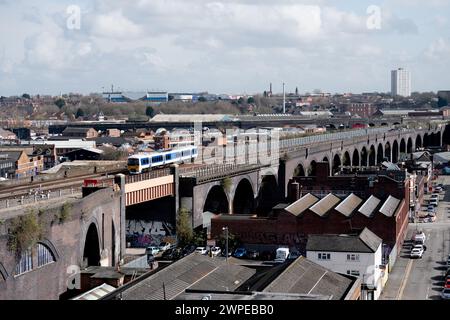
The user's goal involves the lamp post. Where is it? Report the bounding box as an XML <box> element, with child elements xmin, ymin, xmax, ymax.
<box><xmin>222</xmin><ymin>227</ymin><xmax>229</xmax><ymax>263</ymax></box>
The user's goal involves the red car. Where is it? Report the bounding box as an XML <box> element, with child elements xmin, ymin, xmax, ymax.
<box><xmin>445</xmin><ymin>279</ymin><xmax>450</xmax><ymax>289</ymax></box>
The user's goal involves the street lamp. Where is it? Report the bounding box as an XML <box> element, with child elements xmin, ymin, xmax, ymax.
<box><xmin>222</xmin><ymin>227</ymin><xmax>229</xmax><ymax>263</ymax></box>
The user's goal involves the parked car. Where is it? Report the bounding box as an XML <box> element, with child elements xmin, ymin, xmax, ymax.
<box><xmin>161</xmin><ymin>248</ymin><xmax>175</xmax><ymax>259</ymax></box>
<box><xmin>195</xmin><ymin>247</ymin><xmax>208</xmax><ymax>255</ymax></box>
<box><xmin>441</xmin><ymin>288</ymin><xmax>450</xmax><ymax>300</ymax></box>
<box><xmin>221</xmin><ymin>248</ymin><xmax>233</xmax><ymax>257</ymax></box>
<box><xmin>246</xmin><ymin>250</ymin><xmax>260</xmax><ymax>260</ymax></box>
<box><xmin>446</xmin><ymin>254</ymin><xmax>450</xmax><ymax>267</ymax></box>
<box><xmin>210</xmin><ymin>246</ymin><xmax>221</xmax><ymax>257</ymax></box>
<box><xmin>159</xmin><ymin>242</ymin><xmax>171</xmax><ymax>252</ymax></box>
<box><xmin>233</xmin><ymin>247</ymin><xmax>247</xmax><ymax>258</ymax></box>
<box><xmin>429</xmin><ymin>199</ymin><xmax>439</xmax><ymax>206</ymax></box>
<box><xmin>435</xmin><ymin>186</ymin><xmax>443</xmax><ymax>193</ymax></box>
<box><xmin>274</xmin><ymin>247</ymin><xmax>290</xmax><ymax>263</ymax></box>
<box><xmin>287</xmin><ymin>250</ymin><xmax>301</xmax><ymax>260</ymax></box>
<box><xmin>413</xmin><ymin>231</ymin><xmax>426</xmax><ymax>244</ymax></box>
<box><xmin>427</xmin><ymin>205</ymin><xmax>435</xmax><ymax>212</ymax></box>
<box><xmin>181</xmin><ymin>245</ymin><xmax>197</xmax><ymax>257</ymax></box>
<box><xmin>444</xmin><ymin>278</ymin><xmax>450</xmax><ymax>289</ymax></box>
<box><xmin>410</xmin><ymin>247</ymin><xmax>424</xmax><ymax>259</ymax></box>
<box><xmin>146</xmin><ymin>246</ymin><xmax>160</xmax><ymax>256</ymax></box>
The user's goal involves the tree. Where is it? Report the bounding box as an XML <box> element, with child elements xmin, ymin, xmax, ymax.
<box><xmin>247</xmin><ymin>97</ymin><xmax>255</xmax><ymax>104</ymax></box>
<box><xmin>54</xmin><ymin>98</ymin><xmax>66</xmax><ymax>109</ymax></box>
<box><xmin>145</xmin><ymin>106</ymin><xmax>155</xmax><ymax>117</ymax></box>
<box><xmin>215</xmin><ymin>230</ymin><xmax>240</xmax><ymax>252</ymax></box>
<box><xmin>75</xmin><ymin>108</ymin><xmax>85</xmax><ymax>119</ymax></box>
<box><xmin>198</xmin><ymin>96</ymin><xmax>207</xmax><ymax>102</ymax></box>
<box><xmin>22</xmin><ymin>93</ymin><xmax>31</xmax><ymax>99</ymax></box>
<box><xmin>176</xmin><ymin>208</ymin><xmax>193</xmax><ymax>247</ymax></box>
<box><xmin>238</xmin><ymin>97</ymin><xmax>245</xmax><ymax>104</ymax></box>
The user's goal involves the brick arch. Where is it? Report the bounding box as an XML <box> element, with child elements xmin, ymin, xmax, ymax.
<box><xmin>203</xmin><ymin>183</ymin><xmax>230</xmax><ymax>215</ymax></box>
<box><xmin>233</xmin><ymin>178</ymin><xmax>255</xmax><ymax>215</ymax></box>
<box><xmin>38</xmin><ymin>239</ymin><xmax>60</xmax><ymax>261</ymax></box>
<box><xmin>79</xmin><ymin>217</ymin><xmax>101</xmax><ymax>266</ymax></box>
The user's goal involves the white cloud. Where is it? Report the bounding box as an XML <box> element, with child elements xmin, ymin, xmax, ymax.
<box><xmin>92</xmin><ymin>10</ymin><xmax>142</xmax><ymax>39</ymax></box>
<box><xmin>425</xmin><ymin>38</ymin><xmax>450</xmax><ymax>60</ymax></box>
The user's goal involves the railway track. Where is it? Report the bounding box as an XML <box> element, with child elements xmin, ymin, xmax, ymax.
<box><xmin>0</xmin><ymin>171</ymin><xmax>125</xmax><ymax>200</ymax></box>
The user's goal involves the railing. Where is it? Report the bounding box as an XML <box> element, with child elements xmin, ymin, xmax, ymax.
<box><xmin>125</xmin><ymin>168</ymin><xmax>172</xmax><ymax>184</ymax></box>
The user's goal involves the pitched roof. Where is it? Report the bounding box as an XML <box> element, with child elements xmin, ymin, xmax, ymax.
<box><xmin>72</xmin><ymin>284</ymin><xmax>116</xmax><ymax>300</ymax></box>
<box><xmin>117</xmin><ymin>254</ymin><xmax>254</xmax><ymax>300</ymax></box>
<box><xmin>334</xmin><ymin>193</ymin><xmax>363</xmax><ymax>217</ymax></box>
<box><xmin>263</xmin><ymin>257</ymin><xmax>353</xmax><ymax>300</ymax></box>
<box><xmin>309</xmin><ymin>194</ymin><xmax>341</xmax><ymax>216</ymax></box>
<box><xmin>306</xmin><ymin>228</ymin><xmax>382</xmax><ymax>253</ymax></box>
<box><xmin>358</xmin><ymin>195</ymin><xmax>381</xmax><ymax>217</ymax></box>
<box><xmin>285</xmin><ymin>193</ymin><xmax>319</xmax><ymax>216</ymax></box>
<box><xmin>379</xmin><ymin>196</ymin><xmax>400</xmax><ymax>217</ymax></box>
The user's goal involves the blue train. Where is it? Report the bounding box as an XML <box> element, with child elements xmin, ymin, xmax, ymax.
<box><xmin>127</xmin><ymin>146</ymin><xmax>198</xmax><ymax>174</ymax></box>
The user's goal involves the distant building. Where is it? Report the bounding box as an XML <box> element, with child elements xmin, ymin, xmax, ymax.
<box><xmin>0</xmin><ymin>128</ymin><xmax>17</xmax><ymax>141</ymax></box>
<box><xmin>345</xmin><ymin>103</ymin><xmax>377</xmax><ymax>118</ymax></box>
<box><xmin>62</xmin><ymin>127</ymin><xmax>98</xmax><ymax>139</ymax></box>
<box><xmin>0</xmin><ymin>149</ymin><xmax>44</xmax><ymax>179</ymax></box>
<box><xmin>106</xmin><ymin>129</ymin><xmax>121</xmax><ymax>138</ymax></box>
<box><xmin>102</xmin><ymin>91</ymin><xmax>168</xmax><ymax>104</ymax></box>
<box><xmin>391</xmin><ymin>68</ymin><xmax>411</xmax><ymax>97</ymax></box>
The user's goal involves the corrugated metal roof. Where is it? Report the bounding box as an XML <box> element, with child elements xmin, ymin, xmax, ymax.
<box><xmin>309</xmin><ymin>194</ymin><xmax>341</xmax><ymax>216</ymax></box>
<box><xmin>379</xmin><ymin>196</ymin><xmax>400</xmax><ymax>217</ymax></box>
<box><xmin>72</xmin><ymin>283</ymin><xmax>116</xmax><ymax>300</ymax></box>
<box><xmin>334</xmin><ymin>193</ymin><xmax>363</xmax><ymax>217</ymax></box>
<box><xmin>358</xmin><ymin>195</ymin><xmax>381</xmax><ymax>217</ymax></box>
<box><xmin>263</xmin><ymin>257</ymin><xmax>352</xmax><ymax>300</ymax></box>
<box><xmin>285</xmin><ymin>193</ymin><xmax>319</xmax><ymax>216</ymax></box>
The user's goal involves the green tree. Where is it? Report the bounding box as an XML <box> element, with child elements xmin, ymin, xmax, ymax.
<box><xmin>215</xmin><ymin>230</ymin><xmax>240</xmax><ymax>252</ymax></box>
<box><xmin>176</xmin><ymin>208</ymin><xmax>193</xmax><ymax>247</ymax></box>
<box><xmin>198</xmin><ymin>96</ymin><xmax>207</xmax><ymax>102</ymax></box>
<box><xmin>238</xmin><ymin>97</ymin><xmax>245</xmax><ymax>104</ymax></box>
<box><xmin>145</xmin><ymin>106</ymin><xmax>155</xmax><ymax>117</ymax></box>
<box><xmin>54</xmin><ymin>98</ymin><xmax>66</xmax><ymax>109</ymax></box>
<box><xmin>247</xmin><ymin>97</ymin><xmax>255</xmax><ymax>104</ymax></box>
<box><xmin>75</xmin><ymin>108</ymin><xmax>85</xmax><ymax>119</ymax></box>
<box><xmin>22</xmin><ymin>93</ymin><xmax>31</xmax><ymax>99</ymax></box>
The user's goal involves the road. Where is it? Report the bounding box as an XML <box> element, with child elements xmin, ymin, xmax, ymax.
<box><xmin>380</xmin><ymin>175</ymin><xmax>450</xmax><ymax>300</ymax></box>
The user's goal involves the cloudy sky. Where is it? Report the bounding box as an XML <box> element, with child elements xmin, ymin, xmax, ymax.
<box><xmin>0</xmin><ymin>0</ymin><xmax>449</xmax><ymax>96</ymax></box>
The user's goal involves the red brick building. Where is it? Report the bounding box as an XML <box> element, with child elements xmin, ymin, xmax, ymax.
<box><xmin>211</xmin><ymin>163</ymin><xmax>410</xmax><ymax>263</ymax></box>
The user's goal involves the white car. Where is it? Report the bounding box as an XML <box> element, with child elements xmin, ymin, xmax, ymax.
<box><xmin>146</xmin><ymin>246</ymin><xmax>160</xmax><ymax>256</ymax></box>
<box><xmin>210</xmin><ymin>247</ymin><xmax>222</xmax><ymax>257</ymax></box>
<box><xmin>158</xmin><ymin>242</ymin><xmax>171</xmax><ymax>252</ymax></box>
<box><xmin>441</xmin><ymin>288</ymin><xmax>450</xmax><ymax>300</ymax></box>
<box><xmin>410</xmin><ymin>247</ymin><xmax>424</xmax><ymax>259</ymax></box>
<box><xmin>413</xmin><ymin>232</ymin><xmax>426</xmax><ymax>244</ymax></box>
<box><xmin>195</xmin><ymin>247</ymin><xmax>208</xmax><ymax>255</ymax></box>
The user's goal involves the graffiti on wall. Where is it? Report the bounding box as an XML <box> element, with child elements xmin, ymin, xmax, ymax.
<box><xmin>126</xmin><ymin>220</ymin><xmax>175</xmax><ymax>248</ymax></box>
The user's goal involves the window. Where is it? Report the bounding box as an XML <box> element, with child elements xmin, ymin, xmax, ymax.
<box><xmin>347</xmin><ymin>254</ymin><xmax>360</xmax><ymax>262</ymax></box>
<box><xmin>15</xmin><ymin>249</ymin><xmax>33</xmax><ymax>275</ymax></box>
<box><xmin>318</xmin><ymin>253</ymin><xmax>331</xmax><ymax>260</ymax></box>
<box><xmin>347</xmin><ymin>270</ymin><xmax>360</xmax><ymax>276</ymax></box>
<box><xmin>37</xmin><ymin>243</ymin><xmax>55</xmax><ymax>267</ymax></box>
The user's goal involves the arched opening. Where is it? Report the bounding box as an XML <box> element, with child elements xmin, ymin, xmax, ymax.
<box><xmin>400</xmin><ymin>138</ymin><xmax>406</xmax><ymax>154</ymax></box>
<box><xmin>352</xmin><ymin>149</ymin><xmax>360</xmax><ymax>168</ymax></box>
<box><xmin>294</xmin><ymin>163</ymin><xmax>306</xmax><ymax>177</ymax></box>
<box><xmin>368</xmin><ymin>123</ymin><xmax>375</xmax><ymax>127</ymax></box>
<box><xmin>369</xmin><ymin>145</ymin><xmax>376</xmax><ymax>166</ymax></box>
<box><xmin>432</xmin><ymin>132</ymin><xmax>441</xmax><ymax>147</ymax></box>
<box><xmin>384</xmin><ymin>142</ymin><xmax>391</xmax><ymax>162</ymax></box>
<box><xmin>308</xmin><ymin>161</ymin><xmax>318</xmax><ymax>176</ymax></box>
<box><xmin>423</xmin><ymin>133</ymin><xmax>430</xmax><ymax>148</ymax></box>
<box><xmin>342</xmin><ymin>151</ymin><xmax>351</xmax><ymax>167</ymax></box>
<box><xmin>256</xmin><ymin>175</ymin><xmax>279</xmax><ymax>216</ymax></box>
<box><xmin>416</xmin><ymin>135</ymin><xmax>423</xmax><ymax>149</ymax></box>
<box><xmin>204</xmin><ymin>185</ymin><xmax>229</xmax><ymax>214</ymax></box>
<box><xmin>392</xmin><ymin>140</ymin><xmax>399</xmax><ymax>163</ymax></box>
<box><xmin>377</xmin><ymin>144</ymin><xmax>384</xmax><ymax>164</ymax></box>
<box><xmin>327</xmin><ymin>124</ymin><xmax>337</xmax><ymax>130</ymax></box>
<box><xmin>111</xmin><ymin>221</ymin><xmax>116</xmax><ymax>267</ymax></box>
<box><xmin>233</xmin><ymin>179</ymin><xmax>255</xmax><ymax>215</ymax></box>
<box><xmin>333</xmin><ymin>154</ymin><xmax>341</xmax><ymax>175</ymax></box>
<box><xmin>443</xmin><ymin>125</ymin><xmax>450</xmax><ymax>145</ymax></box>
<box><xmin>361</xmin><ymin>147</ymin><xmax>368</xmax><ymax>167</ymax></box>
<box><xmin>83</xmin><ymin>223</ymin><xmax>101</xmax><ymax>267</ymax></box>
<box><xmin>407</xmin><ymin>138</ymin><xmax>413</xmax><ymax>153</ymax></box>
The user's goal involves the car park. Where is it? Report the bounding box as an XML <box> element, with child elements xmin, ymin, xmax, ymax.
<box><xmin>210</xmin><ymin>246</ymin><xmax>221</xmax><ymax>257</ymax></box>
<box><xmin>410</xmin><ymin>247</ymin><xmax>424</xmax><ymax>258</ymax></box>
<box><xmin>195</xmin><ymin>247</ymin><xmax>208</xmax><ymax>255</ymax></box>
<box><xmin>233</xmin><ymin>247</ymin><xmax>247</xmax><ymax>258</ymax></box>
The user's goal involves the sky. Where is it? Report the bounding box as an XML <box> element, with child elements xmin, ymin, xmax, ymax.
<box><xmin>0</xmin><ymin>0</ymin><xmax>449</xmax><ymax>96</ymax></box>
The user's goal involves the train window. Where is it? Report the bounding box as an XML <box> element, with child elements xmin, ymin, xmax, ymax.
<box><xmin>128</xmin><ymin>158</ymin><xmax>139</xmax><ymax>166</ymax></box>
<box><xmin>152</xmin><ymin>156</ymin><xmax>162</xmax><ymax>163</ymax></box>
<box><xmin>166</xmin><ymin>153</ymin><xmax>173</xmax><ymax>161</ymax></box>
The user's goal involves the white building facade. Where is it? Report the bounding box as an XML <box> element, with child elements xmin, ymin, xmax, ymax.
<box><xmin>391</xmin><ymin>68</ymin><xmax>411</xmax><ymax>97</ymax></box>
<box><xmin>306</xmin><ymin>228</ymin><xmax>384</xmax><ymax>300</ymax></box>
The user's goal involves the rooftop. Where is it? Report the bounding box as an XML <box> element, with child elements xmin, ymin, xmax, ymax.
<box><xmin>306</xmin><ymin>228</ymin><xmax>382</xmax><ymax>254</ymax></box>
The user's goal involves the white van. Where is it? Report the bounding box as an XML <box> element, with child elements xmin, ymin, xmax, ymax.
<box><xmin>274</xmin><ymin>248</ymin><xmax>290</xmax><ymax>263</ymax></box>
